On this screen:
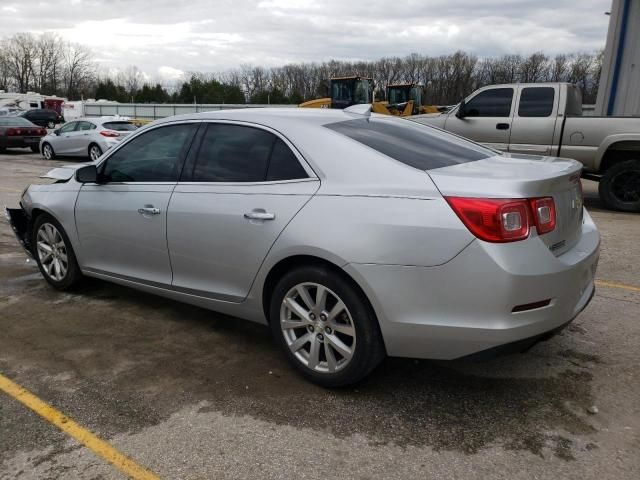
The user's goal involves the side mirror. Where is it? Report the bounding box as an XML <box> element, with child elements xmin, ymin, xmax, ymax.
<box><xmin>53</xmin><ymin>129</ymin><xmax>60</xmax><ymax>136</ymax></box>
<box><xmin>455</xmin><ymin>98</ymin><xmax>466</xmax><ymax>119</ymax></box>
<box><xmin>76</xmin><ymin>165</ymin><xmax>98</xmax><ymax>183</ymax></box>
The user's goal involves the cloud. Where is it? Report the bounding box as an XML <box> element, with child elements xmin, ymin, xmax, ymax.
<box><xmin>158</xmin><ymin>66</ymin><xmax>185</xmax><ymax>81</ymax></box>
<box><xmin>0</xmin><ymin>0</ymin><xmax>610</xmax><ymax>82</ymax></box>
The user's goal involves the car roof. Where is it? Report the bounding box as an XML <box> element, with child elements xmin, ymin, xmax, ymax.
<box><xmin>152</xmin><ymin>107</ymin><xmax>361</xmax><ymax>128</ymax></box>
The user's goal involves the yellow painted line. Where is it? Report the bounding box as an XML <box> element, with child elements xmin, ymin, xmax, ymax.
<box><xmin>0</xmin><ymin>373</ymin><xmax>159</xmax><ymax>480</ymax></box>
<box><xmin>596</xmin><ymin>280</ymin><xmax>640</xmax><ymax>293</ymax></box>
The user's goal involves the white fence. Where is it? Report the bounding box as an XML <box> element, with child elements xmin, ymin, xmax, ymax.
<box><xmin>83</xmin><ymin>103</ymin><xmax>295</xmax><ymax>120</ymax></box>
<box><xmin>83</xmin><ymin>102</ymin><xmax>598</xmax><ymax>120</ymax></box>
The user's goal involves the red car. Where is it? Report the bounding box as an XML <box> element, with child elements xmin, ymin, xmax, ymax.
<box><xmin>0</xmin><ymin>117</ymin><xmax>47</xmax><ymax>153</ymax></box>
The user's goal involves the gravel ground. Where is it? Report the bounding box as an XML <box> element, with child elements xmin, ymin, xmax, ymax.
<box><xmin>0</xmin><ymin>149</ymin><xmax>638</xmax><ymax>479</ymax></box>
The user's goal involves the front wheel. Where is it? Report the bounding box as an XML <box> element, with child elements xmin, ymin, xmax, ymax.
<box><xmin>599</xmin><ymin>159</ymin><xmax>640</xmax><ymax>212</ymax></box>
<box><xmin>42</xmin><ymin>143</ymin><xmax>56</xmax><ymax>160</ymax></box>
<box><xmin>270</xmin><ymin>265</ymin><xmax>385</xmax><ymax>387</ymax></box>
<box><xmin>89</xmin><ymin>144</ymin><xmax>103</xmax><ymax>161</ymax></box>
<box><xmin>32</xmin><ymin>214</ymin><xmax>82</xmax><ymax>290</ymax></box>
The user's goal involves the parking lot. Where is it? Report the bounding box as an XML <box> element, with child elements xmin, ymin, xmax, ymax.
<box><xmin>0</xmin><ymin>148</ymin><xmax>638</xmax><ymax>479</ymax></box>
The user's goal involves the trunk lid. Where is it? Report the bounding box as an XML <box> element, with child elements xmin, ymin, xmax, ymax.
<box><xmin>428</xmin><ymin>153</ymin><xmax>584</xmax><ymax>255</ymax></box>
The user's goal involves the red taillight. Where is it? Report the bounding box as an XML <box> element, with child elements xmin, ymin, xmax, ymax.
<box><xmin>6</xmin><ymin>128</ymin><xmax>16</xmax><ymax>136</ymax></box>
<box><xmin>530</xmin><ymin>197</ymin><xmax>556</xmax><ymax>234</ymax></box>
<box><xmin>100</xmin><ymin>130</ymin><xmax>120</xmax><ymax>137</ymax></box>
<box><xmin>39</xmin><ymin>128</ymin><xmax>47</xmax><ymax>136</ymax></box>
<box><xmin>445</xmin><ymin>196</ymin><xmax>557</xmax><ymax>243</ymax></box>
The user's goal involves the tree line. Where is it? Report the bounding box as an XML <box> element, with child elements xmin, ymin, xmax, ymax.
<box><xmin>1</xmin><ymin>32</ymin><xmax>602</xmax><ymax>105</ymax></box>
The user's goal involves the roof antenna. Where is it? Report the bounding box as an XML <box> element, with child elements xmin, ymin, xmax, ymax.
<box><xmin>344</xmin><ymin>104</ymin><xmax>372</xmax><ymax>117</ymax></box>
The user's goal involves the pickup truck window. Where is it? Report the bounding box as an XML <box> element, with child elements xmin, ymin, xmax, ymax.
<box><xmin>326</xmin><ymin>117</ymin><xmax>494</xmax><ymax>170</ymax></box>
<box><xmin>464</xmin><ymin>88</ymin><xmax>513</xmax><ymax>117</ymax></box>
<box><xmin>518</xmin><ymin>87</ymin><xmax>555</xmax><ymax>117</ymax></box>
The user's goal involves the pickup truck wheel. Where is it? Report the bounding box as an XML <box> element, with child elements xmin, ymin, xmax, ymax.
<box><xmin>599</xmin><ymin>160</ymin><xmax>640</xmax><ymax>213</ymax></box>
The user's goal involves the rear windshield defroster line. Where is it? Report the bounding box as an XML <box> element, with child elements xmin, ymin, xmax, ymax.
<box><xmin>324</xmin><ymin>118</ymin><xmax>494</xmax><ymax>170</ymax></box>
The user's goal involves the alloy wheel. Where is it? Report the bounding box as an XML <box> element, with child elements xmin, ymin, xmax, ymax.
<box><xmin>36</xmin><ymin>223</ymin><xmax>68</xmax><ymax>282</ymax></box>
<box><xmin>280</xmin><ymin>282</ymin><xmax>356</xmax><ymax>373</ymax></box>
<box><xmin>43</xmin><ymin>144</ymin><xmax>52</xmax><ymax>159</ymax></box>
<box><xmin>89</xmin><ymin>145</ymin><xmax>102</xmax><ymax>161</ymax></box>
<box><xmin>47</xmin><ymin>121</ymin><xmax>55</xmax><ymax>129</ymax></box>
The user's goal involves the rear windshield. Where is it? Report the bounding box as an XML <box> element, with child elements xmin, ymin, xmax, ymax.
<box><xmin>103</xmin><ymin>121</ymin><xmax>137</xmax><ymax>131</ymax></box>
<box><xmin>0</xmin><ymin>117</ymin><xmax>34</xmax><ymax>126</ymax></box>
<box><xmin>325</xmin><ymin>117</ymin><xmax>495</xmax><ymax>170</ymax></box>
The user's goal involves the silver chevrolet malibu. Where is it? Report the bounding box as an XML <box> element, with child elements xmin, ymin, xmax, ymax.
<box><xmin>6</xmin><ymin>107</ymin><xmax>600</xmax><ymax>386</ymax></box>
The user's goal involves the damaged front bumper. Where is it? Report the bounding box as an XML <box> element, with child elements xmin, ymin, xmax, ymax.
<box><xmin>4</xmin><ymin>206</ymin><xmax>33</xmax><ymax>258</ymax></box>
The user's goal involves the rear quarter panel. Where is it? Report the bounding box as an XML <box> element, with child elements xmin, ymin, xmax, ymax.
<box><xmin>561</xmin><ymin>117</ymin><xmax>640</xmax><ymax>171</ymax></box>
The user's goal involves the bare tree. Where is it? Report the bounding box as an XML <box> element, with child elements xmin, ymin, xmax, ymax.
<box><xmin>4</xmin><ymin>33</ymin><xmax>38</xmax><ymax>93</ymax></box>
<box><xmin>62</xmin><ymin>42</ymin><xmax>95</xmax><ymax>99</ymax></box>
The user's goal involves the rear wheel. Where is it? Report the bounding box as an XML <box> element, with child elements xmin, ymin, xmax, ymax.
<box><xmin>42</xmin><ymin>143</ymin><xmax>55</xmax><ymax>160</ymax></box>
<box><xmin>270</xmin><ymin>265</ymin><xmax>385</xmax><ymax>387</ymax></box>
<box><xmin>32</xmin><ymin>214</ymin><xmax>82</xmax><ymax>290</ymax></box>
<box><xmin>46</xmin><ymin>120</ymin><xmax>55</xmax><ymax>129</ymax></box>
<box><xmin>599</xmin><ymin>159</ymin><xmax>640</xmax><ymax>212</ymax></box>
<box><xmin>89</xmin><ymin>144</ymin><xmax>102</xmax><ymax>161</ymax></box>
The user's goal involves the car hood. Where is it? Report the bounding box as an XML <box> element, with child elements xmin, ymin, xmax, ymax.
<box><xmin>40</xmin><ymin>164</ymin><xmax>91</xmax><ymax>181</ymax></box>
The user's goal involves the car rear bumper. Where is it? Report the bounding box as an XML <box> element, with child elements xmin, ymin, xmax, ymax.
<box><xmin>4</xmin><ymin>206</ymin><xmax>33</xmax><ymax>258</ymax></box>
<box><xmin>0</xmin><ymin>137</ymin><xmax>42</xmax><ymax>149</ymax></box>
<box><xmin>345</xmin><ymin>209</ymin><xmax>600</xmax><ymax>360</ymax></box>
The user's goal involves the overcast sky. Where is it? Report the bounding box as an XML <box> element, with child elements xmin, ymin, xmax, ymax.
<box><xmin>1</xmin><ymin>0</ymin><xmax>612</xmax><ymax>82</ymax></box>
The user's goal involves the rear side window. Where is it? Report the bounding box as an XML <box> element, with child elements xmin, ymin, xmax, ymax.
<box><xmin>190</xmin><ymin>124</ymin><xmax>308</xmax><ymax>182</ymax></box>
<box><xmin>518</xmin><ymin>87</ymin><xmax>555</xmax><ymax>117</ymax></box>
<box><xmin>325</xmin><ymin>118</ymin><xmax>494</xmax><ymax>170</ymax></box>
<box><xmin>103</xmin><ymin>121</ymin><xmax>137</xmax><ymax>131</ymax></box>
<box><xmin>77</xmin><ymin>121</ymin><xmax>96</xmax><ymax>131</ymax></box>
<box><xmin>266</xmin><ymin>138</ymin><xmax>308</xmax><ymax>181</ymax></box>
<box><xmin>464</xmin><ymin>88</ymin><xmax>513</xmax><ymax>117</ymax></box>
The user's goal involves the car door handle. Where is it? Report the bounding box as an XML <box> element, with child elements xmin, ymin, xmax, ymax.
<box><xmin>138</xmin><ymin>206</ymin><xmax>160</xmax><ymax>215</ymax></box>
<box><xmin>244</xmin><ymin>211</ymin><xmax>275</xmax><ymax>221</ymax></box>
<box><xmin>496</xmin><ymin>123</ymin><xmax>510</xmax><ymax>130</ymax></box>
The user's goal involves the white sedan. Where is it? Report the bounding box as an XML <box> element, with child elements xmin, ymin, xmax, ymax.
<box><xmin>40</xmin><ymin>117</ymin><xmax>137</xmax><ymax>161</ymax></box>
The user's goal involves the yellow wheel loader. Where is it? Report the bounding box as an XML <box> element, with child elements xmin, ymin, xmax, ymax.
<box><xmin>299</xmin><ymin>77</ymin><xmax>439</xmax><ymax>116</ymax></box>
<box><xmin>372</xmin><ymin>83</ymin><xmax>440</xmax><ymax>116</ymax></box>
<box><xmin>298</xmin><ymin>76</ymin><xmax>373</xmax><ymax>109</ymax></box>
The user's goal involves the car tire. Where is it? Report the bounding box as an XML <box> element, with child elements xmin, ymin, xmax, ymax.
<box><xmin>269</xmin><ymin>265</ymin><xmax>385</xmax><ymax>387</ymax></box>
<box><xmin>31</xmin><ymin>213</ymin><xmax>82</xmax><ymax>290</ymax></box>
<box><xmin>89</xmin><ymin>144</ymin><xmax>103</xmax><ymax>161</ymax></box>
<box><xmin>42</xmin><ymin>143</ymin><xmax>56</xmax><ymax>160</ymax></box>
<box><xmin>30</xmin><ymin>145</ymin><xmax>39</xmax><ymax>153</ymax></box>
<box><xmin>599</xmin><ymin>159</ymin><xmax>640</xmax><ymax>212</ymax></box>
<box><xmin>46</xmin><ymin>120</ymin><xmax>55</xmax><ymax>129</ymax></box>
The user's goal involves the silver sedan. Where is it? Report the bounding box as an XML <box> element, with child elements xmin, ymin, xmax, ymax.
<box><xmin>6</xmin><ymin>107</ymin><xmax>600</xmax><ymax>386</ymax></box>
<box><xmin>39</xmin><ymin>117</ymin><xmax>137</xmax><ymax>161</ymax></box>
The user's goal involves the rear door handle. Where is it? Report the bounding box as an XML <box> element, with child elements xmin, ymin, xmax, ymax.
<box><xmin>138</xmin><ymin>205</ymin><xmax>160</xmax><ymax>215</ymax></box>
<box><xmin>496</xmin><ymin>123</ymin><xmax>510</xmax><ymax>130</ymax></box>
<box><xmin>244</xmin><ymin>211</ymin><xmax>275</xmax><ymax>221</ymax></box>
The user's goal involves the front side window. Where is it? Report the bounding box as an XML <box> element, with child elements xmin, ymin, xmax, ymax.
<box><xmin>101</xmin><ymin>123</ymin><xmax>197</xmax><ymax>182</ymax></box>
<box><xmin>59</xmin><ymin>122</ymin><xmax>77</xmax><ymax>133</ymax></box>
<box><xmin>518</xmin><ymin>87</ymin><xmax>555</xmax><ymax>117</ymax></box>
<box><xmin>190</xmin><ymin>124</ymin><xmax>308</xmax><ymax>182</ymax></box>
<box><xmin>332</xmin><ymin>81</ymin><xmax>352</xmax><ymax>102</ymax></box>
<box><xmin>326</xmin><ymin>117</ymin><xmax>494</xmax><ymax>170</ymax></box>
<box><xmin>464</xmin><ymin>88</ymin><xmax>513</xmax><ymax>117</ymax></box>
